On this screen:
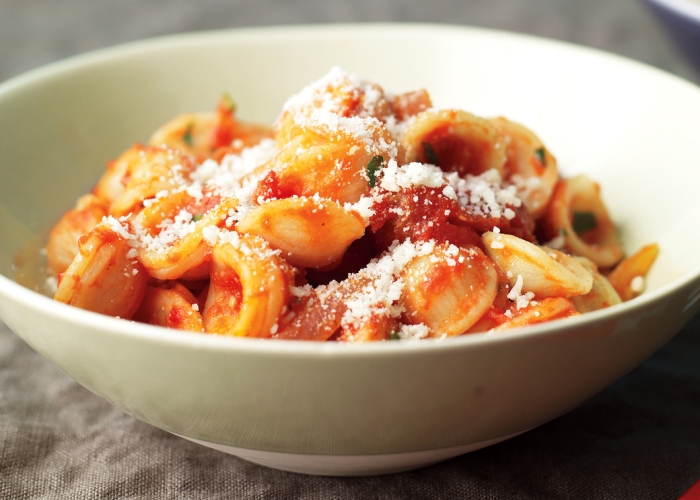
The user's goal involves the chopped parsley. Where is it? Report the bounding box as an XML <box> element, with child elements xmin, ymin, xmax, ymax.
<box><xmin>572</xmin><ymin>211</ymin><xmax>597</xmax><ymax>233</ymax></box>
<box><xmin>389</xmin><ymin>330</ymin><xmax>400</xmax><ymax>341</ymax></box>
<box><xmin>534</xmin><ymin>147</ymin><xmax>546</xmax><ymax>166</ymax></box>
<box><xmin>192</xmin><ymin>214</ymin><xmax>204</xmax><ymax>223</ymax></box>
<box><xmin>367</xmin><ymin>155</ymin><xmax>384</xmax><ymax>188</ymax></box>
<box><xmin>422</xmin><ymin>142</ymin><xmax>439</xmax><ymax>166</ymax></box>
<box><xmin>182</xmin><ymin>122</ymin><xmax>194</xmax><ymax>146</ymax></box>
<box><xmin>220</xmin><ymin>93</ymin><xmax>236</xmax><ymax>113</ymax></box>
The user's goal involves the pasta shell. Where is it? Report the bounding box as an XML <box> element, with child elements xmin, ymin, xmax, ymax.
<box><xmin>482</xmin><ymin>232</ymin><xmax>593</xmax><ymax>298</ymax></box>
<box><xmin>494</xmin><ymin>297</ymin><xmax>579</xmax><ymax>331</ymax></box>
<box><xmin>203</xmin><ymin>232</ymin><xmax>293</xmax><ymax>337</ymax></box>
<box><xmin>541</xmin><ymin>175</ymin><xmax>624</xmax><ymax>268</ymax></box>
<box><xmin>100</xmin><ymin>145</ymin><xmax>197</xmax><ymax>217</ymax></box>
<box><xmin>402</xmin><ymin>109</ymin><xmax>506</xmax><ymax>177</ymax></box>
<box><xmin>275</xmin><ymin>67</ymin><xmax>392</xmax><ymax>146</ymax></box>
<box><xmin>148</xmin><ymin>112</ymin><xmax>218</xmax><ymax>158</ymax></box>
<box><xmin>271</xmin><ymin>121</ymin><xmax>402</xmax><ymax>204</ymax></box>
<box><xmin>237</xmin><ymin>196</ymin><xmax>366</xmax><ymax>269</ymax></box>
<box><xmin>133</xmin><ymin>191</ymin><xmax>238</xmax><ymax>281</ymax></box>
<box><xmin>54</xmin><ymin>224</ymin><xmax>148</xmax><ymax>318</ymax></box>
<box><xmin>400</xmin><ymin>243</ymin><xmax>498</xmax><ymax>336</ymax></box>
<box><xmin>133</xmin><ymin>283</ymin><xmax>204</xmax><ymax>332</ymax></box>
<box><xmin>490</xmin><ymin>117</ymin><xmax>559</xmax><ymax>219</ymax></box>
<box><xmin>570</xmin><ymin>257</ymin><xmax>622</xmax><ymax>313</ymax></box>
<box><xmin>46</xmin><ymin>194</ymin><xmax>108</xmax><ymax>274</ymax></box>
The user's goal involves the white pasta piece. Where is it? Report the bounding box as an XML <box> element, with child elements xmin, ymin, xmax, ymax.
<box><xmin>490</xmin><ymin>117</ymin><xmax>559</xmax><ymax>220</ymax></box>
<box><xmin>270</xmin><ymin>119</ymin><xmax>401</xmax><ymax>204</ymax></box>
<box><xmin>275</xmin><ymin>66</ymin><xmax>393</xmax><ymax>146</ymax></box>
<box><xmin>401</xmin><ymin>109</ymin><xmax>506</xmax><ymax>177</ymax></box>
<box><xmin>133</xmin><ymin>191</ymin><xmax>240</xmax><ymax>281</ymax></box>
<box><xmin>570</xmin><ymin>257</ymin><xmax>622</xmax><ymax>313</ymax></box>
<box><xmin>542</xmin><ymin>174</ymin><xmax>624</xmax><ymax>268</ymax></box>
<box><xmin>400</xmin><ymin>243</ymin><xmax>498</xmax><ymax>336</ymax></box>
<box><xmin>97</xmin><ymin>145</ymin><xmax>197</xmax><ymax>217</ymax></box>
<box><xmin>54</xmin><ymin>224</ymin><xmax>148</xmax><ymax>318</ymax></box>
<box><xmin>149</xmin><ymin>106</ymin><xmax>273</xmax><ymax>161</ymax></box>
<box><xmin>494</xmin><ymin>297</ymin><xmax>579</xmax><ymax>332</ymax></box>
<box><xmin>236</xmin><ymin>196</ymin><xmax>367</xmax><ymax>268</ymax></box>
<box><xmin>133</xmin><ymin>283</ymin><xmax>204</xmax><ymax>332</ymax></box>
<box><xmin>46</xmin><ymin>194</ymin><xmax>109</xmax><ymax>274</ymax></box>
<box><xmin>482</xmin><ymin>232</ymin><xmax>593</xmax><ymax>298</ymax></box>
<box><xmin>148</xmin><ymin>111</ymin><xmax>218</xmax><ymax>156</ymax></box>
<box><xmin>202</xmin><ymin>233</ymin><xmax>293</xmax><ymax>337</ymax></box>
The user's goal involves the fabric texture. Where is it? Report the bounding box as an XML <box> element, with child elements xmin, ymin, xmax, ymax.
<box><xmin>2</xmin><ymin>317</ymin><xmax>699</xmax><ymax>499</ymax></box>
<box><xmin>2</xmin><ymin>0</ymin><xmax>700</xmax><ymax>497</ymax></box>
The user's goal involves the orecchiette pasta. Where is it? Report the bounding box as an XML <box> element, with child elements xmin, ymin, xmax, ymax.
<box><xmin>203</xmin><ymin>233</ymin><xmax>293</xmax><ymax>337</ymax></box>
<box><xmin>46</xmin><ymin>67</ymin><xmax>657</xmax><ymax>341</ymax></box>
<box><xmin>148</xmin><ymin>95</ymin><xmax>273</xmax><ymax>162</ymax></box>
<box><xmin>400</xmin><ymin>243</ymin><xmax>498</xmax><ymax>337</ymax></box>
<box><xmin>46</xmin><ymin>194</ymin><xmax>108</xmax><ymax>274</ymax></box>
<box><xmin>133</xmin><ymin>283</ymin><xmax>204</xmax><ymax>332</ymax></box>
<box><xmin>236</xmin><ymin>196</ymin><xmax>367</xmax><ymax>268</ymax></box>
<box><xmin>54</xmin><ymin>224</ymin><xmax>148</xmax><ymax>318</ymax></box>
<box><xmin>540</xmin><ymin>174</ymin><xmax>624</xmax><ymax>268</ymax></box>
<box><xmin>482</xmin><ymin>232</ymin><xmax>593</xmax><ymax>298</ymax></box>
<box><xmin>490</xmin><ymin>117</ymin><xmax>559</xmax><ymax>220</ymax></box>
<box><xmin>402</xmin><ymin>109</ymin><xmax>506</xmax><ymax>177</ymax></box>
<box><xmin>570</xmin><ymin>257</ymin><xmax>622</xmax><ymax>313</ymax></box>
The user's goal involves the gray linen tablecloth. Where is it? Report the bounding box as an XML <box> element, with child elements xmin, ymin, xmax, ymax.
<box><xmin>2</xmin><ymin>0</ymin><xmax>699</xmax><ymax>498</ymax></box>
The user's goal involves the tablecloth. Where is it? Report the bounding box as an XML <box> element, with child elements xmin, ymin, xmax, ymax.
<box><xmin>1</xmin><ymin>0</ymin><xmax>699</xmax><ymax>498</ymax></box>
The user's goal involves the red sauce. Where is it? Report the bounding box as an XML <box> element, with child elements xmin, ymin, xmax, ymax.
<box><xmin>207</xmin><ymin>267</ymin><xmax>243</xmax><ymax>319</ymax></box>
<box><xmin>181</xmin><ymin>189</ymin><xmax>222</xmax><ymax>218</ymax></box>
<box><xmin>369</xmin><ymin>185</ymin><xmax>535</xmax><ymax>253</ymax></box>
<box><xmin>253</xmin><ymin>170</ymin><xmax>298</xmax><ymax>202</ymax></box>
<box><xmin>167</xmin><ymin>305</ymin><xmax>187</xmax><ymax>328</ymax></box>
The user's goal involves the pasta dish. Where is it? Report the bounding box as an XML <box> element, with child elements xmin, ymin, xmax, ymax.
<box><xmin>45</xmin><ymin>68</ymin><xmax>657</xmax><ymax>341</ymax></box>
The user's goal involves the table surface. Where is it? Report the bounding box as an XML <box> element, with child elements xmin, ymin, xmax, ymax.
<box><xmin>1</xmin><ymin>0</ymin><xmax>699</xmax><ymax>498</ymax></box>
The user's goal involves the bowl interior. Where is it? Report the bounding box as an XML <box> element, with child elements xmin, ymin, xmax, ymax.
<box><xmin>1</xmin><ymin>24</ymin><xmax>700</xmax><ymax>297</ymax></box>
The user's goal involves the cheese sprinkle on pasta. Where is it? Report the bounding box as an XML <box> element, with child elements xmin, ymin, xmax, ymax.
<box><xmin>46</xmin><ymin>67</ymin><xmax>656</xmax><ymax>341</ymax></box>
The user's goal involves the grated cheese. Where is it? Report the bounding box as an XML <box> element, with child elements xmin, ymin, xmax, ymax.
<box><xmin>630</xmin><ymin>275</ymin><xmax>645</xmax><ymax>293</ymax></box>
<box><xmin>379</xmin><ymin>161</ymin><xmax>445</xmax><ymax>192</ymax></box>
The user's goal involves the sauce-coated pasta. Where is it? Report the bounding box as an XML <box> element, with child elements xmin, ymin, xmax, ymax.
<box><xmin>46</xmin><ymin>68</ymin><xmax>658</xmax><ymax>341</ymax></box>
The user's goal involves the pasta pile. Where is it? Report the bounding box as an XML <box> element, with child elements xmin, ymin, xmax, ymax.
<box><xmin>46</xmin><ymin>68</ymin><xmax>658</xmax><ymax>341</ymax></box>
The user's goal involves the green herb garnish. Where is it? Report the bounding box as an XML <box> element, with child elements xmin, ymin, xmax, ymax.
<box><xmin>192</xmin><ymin>214</ymin><xmax>204</xmax><ymax>223</ymax></box>
<box><xmin>559</xmin><ymin>228</ymin><xmax>569</xmax><ymax>237</ymax></box>
<box><xmin>422</xmin><ymin>141</ymin><xmax>439</xmax><ymax>165</ymax></box>
<box><xmin>367</xmin><ymin>155</ymin><xmax>384</xmax><ymax>188</ymax></box>
<box><xmin>572</xmin><ymin>211</ymin><xmax>597</xmax><ymax>233</ymax></box>
<box><xmin>182</xmin><ymin>122</ymin><xmax>194</xmax><ymax>146</ymax></box>
<box><xmin>534</xmin><ymin>147</ymin><xmax>546</xmax><ymax>166</ymax></box>
<box><xmin>220</xmin><ymin>92</ymin><xmax>236</xmax><ymax>113</ymax></box>
<box><xmin>389</xmin><ymin>331</ymin><xmax>401</xmax><ymax>341</ymax></box>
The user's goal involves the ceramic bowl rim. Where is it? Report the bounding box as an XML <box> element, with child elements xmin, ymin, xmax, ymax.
<box><xmin>1</xmin><ymin>269</ymin><xmax>696</xmax><ymax>357</ymax></box>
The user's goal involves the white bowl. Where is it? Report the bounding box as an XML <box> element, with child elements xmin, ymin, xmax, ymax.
<box><xmin>1</xmin><ymin>24</ymin><xmax>700</xmax><ymax>476</ymax></box>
